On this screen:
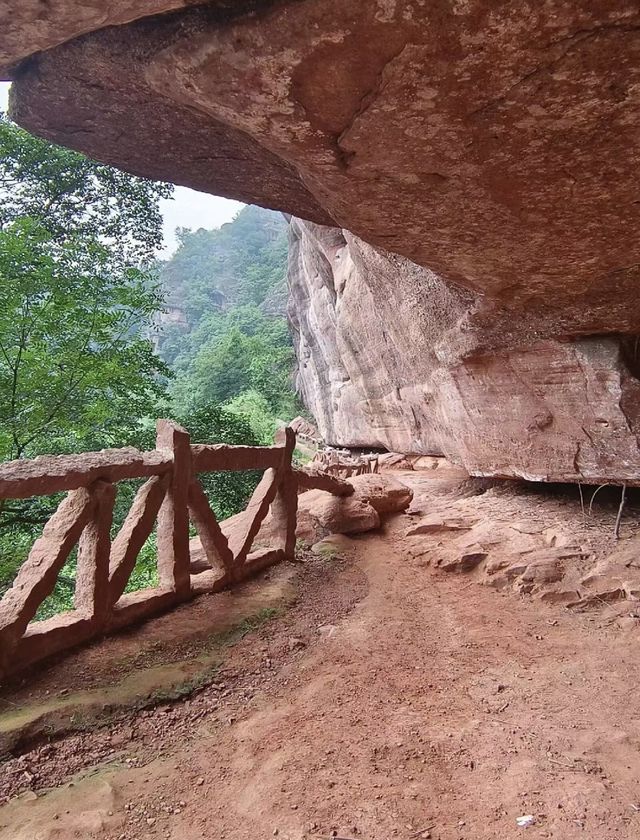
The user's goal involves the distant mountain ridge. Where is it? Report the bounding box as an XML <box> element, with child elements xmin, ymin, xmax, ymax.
<box><xmin>158</xmin><ymin>205</ymin><xmax>289</xmax><ymax>341</ymax></box>
<box><xmin>153</xmin><ymin>204</ymin><xmax>300</xmax><ymax>437</ymax></box>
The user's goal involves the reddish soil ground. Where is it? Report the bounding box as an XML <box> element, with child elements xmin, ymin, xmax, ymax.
<box><xmin>2</xmin><ymin>467</ymin><xmax>640</xmax><ymax>840</ymax></box>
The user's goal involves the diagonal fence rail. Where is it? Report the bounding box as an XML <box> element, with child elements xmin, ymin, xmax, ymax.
<box><xmin>0</xmin><ymin>420</ymin><xmax>314</xmax><ymax>681</ymax></box>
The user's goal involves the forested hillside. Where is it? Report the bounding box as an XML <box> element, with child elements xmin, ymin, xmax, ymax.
<box><xmin>159</xmin><ymin>204</ymin><xmax>288</xmax><ymax>338</ymax></box>
<box><xmin>156</xmin><ymin>205</ymin><xmax>301</xmax><ymax>444</ymax></box>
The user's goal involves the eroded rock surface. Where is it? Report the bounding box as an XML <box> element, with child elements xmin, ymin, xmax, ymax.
<box><xmin>289</xmin><ymin>218</ymin><xmax>640</xmax><ymax>483</ymax></box>
<box><xmin>0</xmin><ymin>2</ymin><xmax>202</xmax><ymax>74</ymax></box>
<box><xmin>400</xmin><ymin>468</ymin><xmax>640</xmax><ymax>616</ymax></box>
<box><xmin>7</xmin><ymin>1</ymin><xmax>640</xmax><ymax>319</ymax></box>
<box><xmin>4</xmin><ymin>1</ymin><xmax>640</xmax><ymax>482</ymax></box>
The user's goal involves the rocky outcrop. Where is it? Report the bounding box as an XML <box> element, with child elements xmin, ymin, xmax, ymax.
<box><xmin>7</xmin><ymin>2</ymin><xmax>640</xmax><ymax>323</ymax></box>
<box><xmin>287</xmin><ymin>218</ymin><xmax>471</xmax><ymax>454</ymax></box>
<box><xmin>401</xmin><ymin>468</ymin><xmax>640</xmax><ymax>614</ymax></box>
<box><xmin>288</xmin><ymin>218</ymin><xmax>640</xmax><ymax>483</ymax></box>
<box><xmin>295</xmin><ymin>471</ymin><xmax>414</xmax><ymax>542</ymax></box>
<box><xmin>4</xmin><ymin>1</ymin><xmax>640</xmax><ymax>483</ymax></box>
<box><xmin>0</xmin><ymin>1</ymin><xmax>204</xmax><ymax>74</ymax></box>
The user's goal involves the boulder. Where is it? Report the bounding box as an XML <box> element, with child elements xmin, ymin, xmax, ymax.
<box><xmin>295</xmin><ymin>473</ymin><xmax>412</xmax><ymax>542</ymax></box>
<box><xmin>296</xmin><ymin>491</ymin><xmax>379</xmax><ymax>543</ymax></box>
<box><xmin>349</xmin><ymin>474</ymin><xmax>413</xmax><ymax>515</ymax></box>
<box><xmin>378</xmin><ymin>453</ymin><xmax>414</xmax><ymax>472</ymax></box>
<box><xmin>189</xmin><ymin>474</ymin><xmax>410</xmax><ymax>564</ymax></box>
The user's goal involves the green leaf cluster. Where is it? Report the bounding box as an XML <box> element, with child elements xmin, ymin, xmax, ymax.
<box><xmin>169</xmin><ymin>305</ymin><xmax>299</xmax><ymax>425</ymax></box>
<box><xmin>0</xmin><ymin>114</ymin><xmax>174</xmax><ymax>607</ymax></box>
<box><xmin>0</xmin><ymin>219</ymin><xmax>169</xmax><ymax>459</ymax></box>
<box><xmin>0</xmin><ymin>113</ymin><xmax>171</xmax><ymax>267</ymax></box>
<box><xmin>0</xmin><ymin>113</ymin><xmax>173</xmax><ymax>461</ymax></box>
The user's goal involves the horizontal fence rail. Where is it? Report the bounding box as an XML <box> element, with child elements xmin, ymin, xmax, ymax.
<box><xmin>0</xmin><ymin>449</ymin><xmax>172</xmax><ymax>499</ymax></box>
<box><xmin>0</xmin><ymin>422</ymin><xmax>352</xmax><ymax>681</ymax></box>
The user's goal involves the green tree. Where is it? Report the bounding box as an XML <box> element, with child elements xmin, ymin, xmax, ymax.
<box><xmin>0</xmin><ymin>114</ymin><xmax>173</xmax><ymax>608</ymax></box>
<box><xmin>158</xmin><ymin>207</ymin><xmax>288</xmax><ymax>330</ymax></box>
<box><xmin>169</xmin><ymin>305</ymin><xmax>299</xmax><ymax>419</ymax></box>
<box><xmin>155</xmin><ymin>204</ymin><xmax>302</xmax><ymax>437</ymax></box>
<box><xmin>0</xmin><ymin>114</ymin><xmax>173</xmax><ymax>460</ymax></box>
<box><xmin>225</xmin><ymin>389</ymin><xmax>278</xmax><ymax>445</ymax></box>
<box><xmin>0</xmin><ymin>113</ymin><xmax>170</xmax><ymax>266</ymax></box>
<box><xmin>0</xmin><ymin>220</ymin><xmax>168</xmax><ymax>460</ymax></box>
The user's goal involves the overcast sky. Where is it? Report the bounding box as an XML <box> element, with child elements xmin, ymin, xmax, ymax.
<box><xmin>0</xmin><ymin>82</ymin><xmax>244</xmax><ymax>257</ymax></box>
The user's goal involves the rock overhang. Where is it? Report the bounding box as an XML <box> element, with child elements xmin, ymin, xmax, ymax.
<box><xmin>3</xmin><ymin>1</ymin><xmax>640</xmax><ymax>481</ymax></box>
<box><xmin>3</xmin><ymin>0</ymin><xmax>640</xmax><ymax>329</ymax></box>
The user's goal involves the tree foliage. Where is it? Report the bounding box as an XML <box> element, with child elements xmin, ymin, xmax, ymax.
<box><xmin>0</xmin><ymin>114</ymin><xmax>174</xmax><ymax>607</ymax></box>
<box><xmin>0</xmin><ymin>219</ymin><xmax>168</xmax><ymax>459</ymax></box>
<box><xmin>170</xmin><ymin>307</ymin><xmax>297</xmax><ymax>418</ymax></box>
<box><xmin>0</xmin><ymin>113</ymin><xmax>173</xmax><ymax>461</ymax></box>
<box><xmin>225</xmin><ymin>389</ymin><xmax>279</xmax><ymax>445</ymax></box>
<box><xmin>156</xmin><ymin>206</ymin><xmax>302</xmax><ymax>440</ymax></box>
<box><xmin>0</xmin><ymin>113</ymin><xmax>170</xmax><ymax>266</ymax></box>
<box><xmin>160</xmin><ymin>206</ymin><xmax>288</xmax><ymax>325</ymax></box>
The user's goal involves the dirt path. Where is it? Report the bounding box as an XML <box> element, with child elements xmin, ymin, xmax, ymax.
<box><xmin>3</xmin><ymin>474</ymin><xmax>640</xmax><ymax>839</ymax></box>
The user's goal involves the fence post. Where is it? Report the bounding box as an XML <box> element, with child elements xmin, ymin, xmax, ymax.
<box><xmin>272</xmin><ymin>427</ymin><xmax>298</xmax><ymax>560</ymax></box>
<box><xmin>75</xmin><ymin>479</ymin><xmax>116</xmax><ymax>625</ymax></box>
<box><xmin>156</xmin><ymin>420</ymin><xmax>192</xmax><ymax>599</ymax></box>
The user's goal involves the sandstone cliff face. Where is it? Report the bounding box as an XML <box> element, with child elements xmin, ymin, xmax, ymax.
<box><xmin>287</xmin><ymin>218</ymin><xmax>470</xmax><ymax>454</ymax></box>
<box><xmin>288</xmin><ymin>218</ymin><xmax>640</xmax><ymax>483</ymax></box>
<box><xmin>4</xmin><ymin>0</ymin><xmax>640</xmax><ymax>483</ymax></box>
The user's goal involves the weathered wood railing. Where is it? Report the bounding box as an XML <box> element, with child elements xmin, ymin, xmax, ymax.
<box><xmin>0</xmin><ymin>420</ymin><xmax>309</xmax><ymax>680</ymax></box>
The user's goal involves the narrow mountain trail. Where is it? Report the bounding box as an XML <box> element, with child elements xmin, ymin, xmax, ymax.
<box><xmin>3</xmin><ymin>473</ymin><xmax>640</xmax><ymax>840</ymax></box>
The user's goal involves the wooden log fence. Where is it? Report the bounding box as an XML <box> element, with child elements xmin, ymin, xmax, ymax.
<box><xmin>0</xmin><ymin>421</ymin><xmax>349</xmax><ymax>681</ymax></box>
